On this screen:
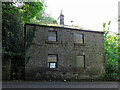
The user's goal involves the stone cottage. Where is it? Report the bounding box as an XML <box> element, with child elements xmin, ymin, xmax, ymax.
<box><xmin>25</xmin><ymin>23</ymin><xmax>105</xmax><ymax>80</ymax></box>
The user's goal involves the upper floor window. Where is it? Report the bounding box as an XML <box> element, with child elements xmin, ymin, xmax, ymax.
<box><xmin>75</xmin><ymin>33</ymin><xmax>84</xmax><ymax>44</ymax></box>
<box><xmin>48</xmin><ymin>31</ymin><xmax>57</xmax><ymax>42</ymax></box>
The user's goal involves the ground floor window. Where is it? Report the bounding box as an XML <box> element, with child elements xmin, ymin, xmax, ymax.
<box><xmin>48</xmin><ymin>54</ymin><xmax>57</xmax><ymax>69</ymax></box>
<box><xmin>76</xmin><ymin>55</ymin><xmax>85</xmax><ymax>68</ymax></box>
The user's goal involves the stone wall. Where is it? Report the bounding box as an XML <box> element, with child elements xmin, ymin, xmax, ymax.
<box><xmin>25</xmin><ymin>24</ymin><xmax>105</xmax><ymax>81</ymax></box>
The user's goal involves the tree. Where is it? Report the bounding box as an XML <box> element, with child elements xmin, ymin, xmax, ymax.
<box><xmin>118</xmin><ymin>16</ymin><xmax>120</xmax><ymax>80</ymax></box>
<box><xmin>103</xmin><ymin>21</ymin><xmax>119</xmax><ymax>80</ymax></box>
<box><xmin>2</xmin><ymin>1</ymin><xmax>44</xmax><ymax>56</ymax></box>
<box><xmin>30</xmin><ymin>9</ymin><xmax>57</xmax><ymax>24</ymax></box>
<box><xmin>2</xmin><ymin>1</ymin><xmax>44</xmax><ymax>80</ymax></box>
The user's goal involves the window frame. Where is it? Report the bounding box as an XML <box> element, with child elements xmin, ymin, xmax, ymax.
<box><xmin>48</xmin><ymin>30</ymin><xmax>57</xmax><ymax>42</ymax></box>
<box><xmin>48</xmin><ymin>54</ymin><xmax>58</xmax><ymax>69</ymax></box>
<box><xmin>75</xmin><ymin>33</ymin><xmax>84</xmax><ymax>44</ymax></box>
<box><xmin>48</xmin><ymin>62</ymin><xmax>57</xmax><ymax>69</ymax></box>
<box><xmin>76</xmin><ymin>55</ymin><xmax>85</xmax><ymax>69</ymax></box>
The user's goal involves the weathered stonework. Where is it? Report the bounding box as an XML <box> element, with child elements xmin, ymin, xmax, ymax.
<box><xmin>25</xmin><ymin>23</ymin><xmax>105</xmax><ymax>81</ymax></box>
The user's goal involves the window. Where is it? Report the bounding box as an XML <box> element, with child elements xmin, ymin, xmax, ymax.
<box><xmin>48</xmin><ymin>55</ymin><xmax>57</xmax><ymax>69</ymax></box>
<box><xmin>49</xmin><ymin>63</ymin><xmax>56</xmax><ymax>68</ymax></box>
<box><xmin>76</xmin><ymin>55</ymin><xmax>85</xmax><ymax>68</ymax></box>
<box><xmin>48</xmin><ymin>31</ymin><xmax>57</xmax><ymax>42</ymax></box>
<box><xmin>75</xmin><ymin>33</ymin><xmax>84</xmax><ymax>44</ymax></box>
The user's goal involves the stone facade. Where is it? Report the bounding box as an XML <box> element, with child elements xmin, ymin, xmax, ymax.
<box><xmin>25</xmin><ymin>23</ymin><xmax>105</xmax><ymax>81</ymax></box>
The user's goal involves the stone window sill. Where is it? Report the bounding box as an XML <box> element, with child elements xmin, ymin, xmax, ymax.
<box><xmin>48</xmin><ymin>68</ymin><xmax>58</xmax><ymax>71</ymax></box>
<box><xmin>45</xmin><ymin>41</ymin><xmax>59</xmax><ymax>44</ymax></box>
<box><xmin>75</xmin><ymin>67</ymin><xmax>85</xmax><ymax>69</ymax></box>
<box><xmin>75</xmin><ymin>67</ymin><xmax>86</xmax><ymax>70</ymax></box>
<box><xmin>74</xmin><ymin>43</ymin><xmax>86</xmax><ymax>46</ymax></box>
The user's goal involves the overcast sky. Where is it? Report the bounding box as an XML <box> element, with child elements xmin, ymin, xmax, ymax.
<box><xmin>45</xmin><ymin>0</ymin><xmax>120</xmax><ymax>33</ymax></box>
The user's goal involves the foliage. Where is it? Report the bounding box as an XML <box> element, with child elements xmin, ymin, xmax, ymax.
<box><xmin>103</xmin><ymin>21</ymin><xmax>119</xmax><ymax>80</ymax></box>
<box><xmin>2</xmin><ymin>1</ymin><xmax>44</xmax><ymax>58</ymax></box>
<box><xmin>2</xmin><ymin>1</ymin><xmax>44</xmax><ymax>80</ymax></box>
<box><xmin>30</xmin><ymin>11</ymin><xmax>57</xmax><ymax>24</ymax></box>
<box><xmin>2</xmin><ymin>2</ymin><xmax>24</xmax><ymax>58</ymax></box>
<box><xmin>26</xmin><ymin>26</ymin><xmax>36</xmax><ymax>49</ymax></box>
<box><xmin>20</xmin><ymin>2</ymin><xmax>44</xmax><ymax>24</ymax></box>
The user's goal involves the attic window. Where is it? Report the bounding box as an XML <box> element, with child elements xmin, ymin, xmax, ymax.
<box><xmin>75</xmin><ymin>33</ymin><xmax>84</xmax><ymax>44</ymax></box>
<box><xmin>76</xmin><ymin>55</ymin><xmax>85</xmax><ymax>68</ymax></box>
<box><xmin>48</xmin><ymin>31</ymin><xmax>57</xmax><ymax>42</ymax></box>
<box><xmin>48</xmin><ymin>55</ymin><xmax>57</xmax><ymax>69</ymax></box>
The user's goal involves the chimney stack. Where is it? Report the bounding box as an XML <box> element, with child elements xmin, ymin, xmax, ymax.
<box><xmin>60</xmin><ymin>10</ymin><xmax>64</xmax><ymax>25</ymax></box>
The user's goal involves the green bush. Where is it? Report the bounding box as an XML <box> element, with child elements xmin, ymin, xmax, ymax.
<box><xmin>103</xmin><ymin>21</ymin><xmax>119</xmax><ymax>81</ymax></box>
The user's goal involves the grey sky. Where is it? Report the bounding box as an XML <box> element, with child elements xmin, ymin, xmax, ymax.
<box><xmin>45</xmin><ymin>0</ymin><xmax>119</xmax><ymax>33</ymax></box>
